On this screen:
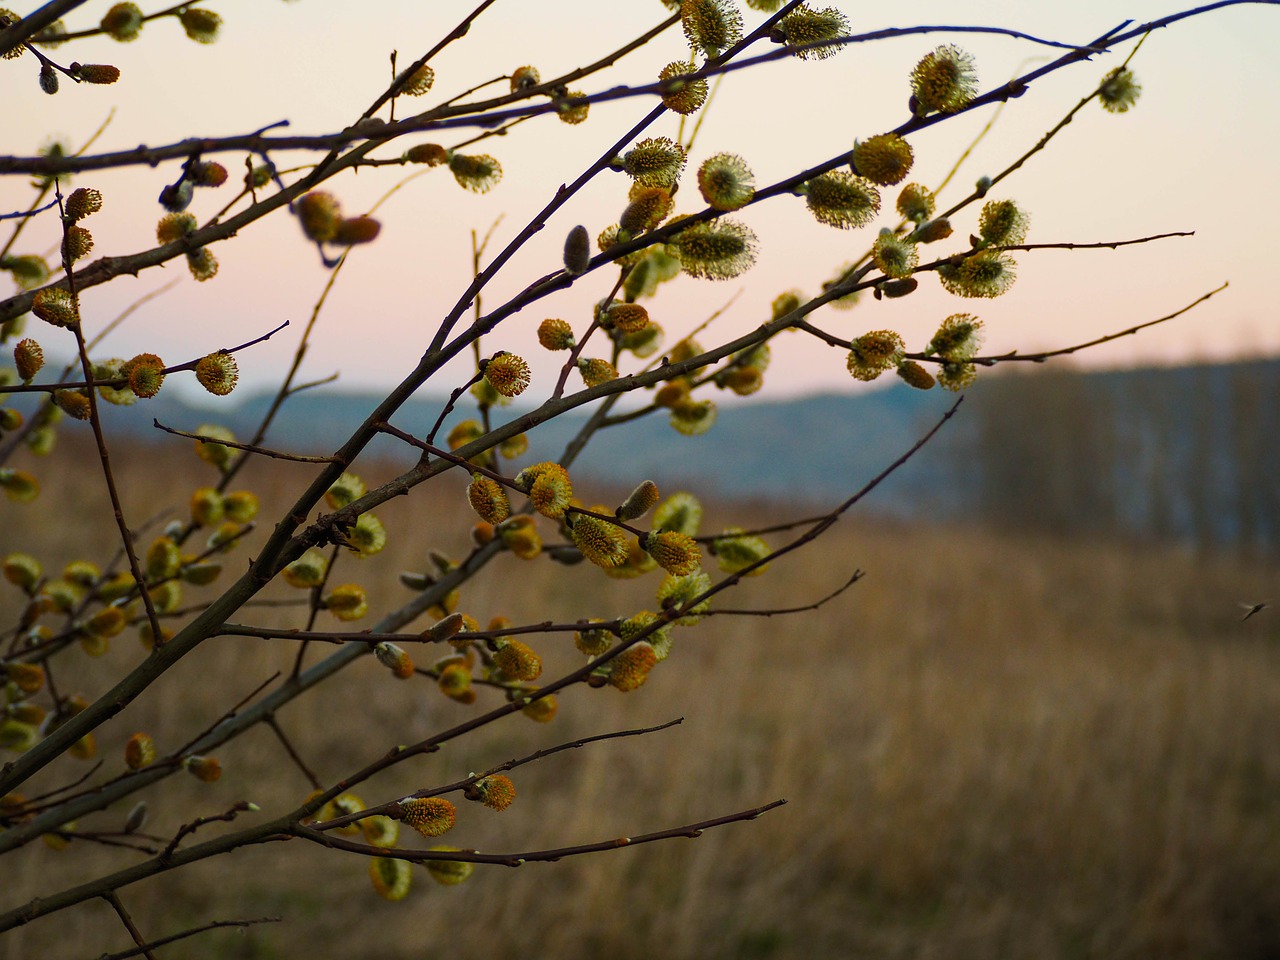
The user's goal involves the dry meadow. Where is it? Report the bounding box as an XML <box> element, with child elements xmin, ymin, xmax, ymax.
<box><xmin>3</xmin><ymin>435</ymin><xmax>1279</xmax><ymax>960</ymax></box>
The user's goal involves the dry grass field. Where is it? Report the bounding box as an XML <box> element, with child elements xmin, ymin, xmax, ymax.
<box><xmin>3</xmin><ymin>434</ymin><xmax>1279</xmax><ymax>960</ymax></box>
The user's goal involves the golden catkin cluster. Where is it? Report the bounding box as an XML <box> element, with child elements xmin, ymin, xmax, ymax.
<box><xmin>608</xmin><ymin>642</ymin><xmax>658</xmax><ymax>691</ymax></box>
<box><xmin>515</xmin><ymin>462</ymin><xmax>573</xmax><ymax>519</ymax></box>
<box><xmin>620</xmin><ymin>186</ymin><xmax>673</xmax><ymax>236</ymax></box>
<box><xmin>682</xmin><ymin>0</ymin><xmax>743</xmax><ymax>57</ymax></box>
<box><xmin>483</xmin><ymin>353</ymin><xmax>531</xmax><ymax>397</ymax></box>
<box><xmin>194</xmin><ymin>352</ymin><xmax>238</xmax><ymax>396</ymax></box>
<box><xmin>578</xmin><ymin>357</ymin><xmax>619</xmax><ymax>388</ymax></box>
<box><xmin>776</xmin><ymin>5</ymin><xmax>849</xmax><ymax>60</ymax></box>
<box><xmin>911</xmin><ymin>44</ymin><xmax>978</xmax><ymax>115</ymax></box>
<box><xmin>669</xmin><ymin>219</ymin><xmax>757</xmax><ymax>280</ymax></box>
<box><xmin>399</xmin><ymin>797</ymin><xmax>457</xmax><ymax>838</ymax></box>
<box><xmin>643</xmin><ymin>531</ymin><xmax>702</xmax><ymax>576</ymax></box>
<box><xmin>467</xmin><ymin>473</ymin><xmax>511</xmax><ymax>524</ymax></box>
<box><xmin>804</xmin><ymin>171</ymin><xmax>880</xmax><ymax>229</ymax></box>
<box><xmin>1098</xmin><ymin>67</ymin><xmax>1141</xmax><ymax>113</ymax></box>
<box><xmin>425</xmin><ymin>849</ymin><xmax>474</xmax><ymax>886</ymax></box>
<box><xmin>570</xmin><ymin>513</ymin><xmax>630</xmax><ymax>568</ymax></box>
<box><xmin>449</xmin><ymin>153</ymin><xmax>503</xmax><ymax>193</ymax></box>
<box><xmin>659</xmin><ymin>60</ymin><xmax>708</xmax><ymax>114</ymax></box>
<box><xmin>698</xmin><ymin>153</ymin><xmax>755</xmax><ymax>211</ymax></box>
<box><xmin>938</xmin><ymin>250</ymin><xmax>1016</xmax><ymax>299</ymax></box>
<box><xmin>852</xmin><ymin>134</ymin><xmax>914</xmax><ymax>186</ymax></box>
<box><xmin>538</xmin><ymin>318</ymin><xmax>575</xmax><ymax>350</ymax></box>
<box><xmin>369</xmin><ymin>858</ymin><xmax>413</xmax><ymax>902</ymax></box>
<box><xmin>493</xmin><ymin>638</ymin><xmax>542</xmax><ymax>682</ymax></box>
<box><xmin>847</xmin><ymin>330</ymin><xmax>906</xmax><ymax>382</ymax></box>
<box><xmin>978</xmin><ymin>199</ymin><xmax>1030</xmax><ymax>246</ymax></box>
<box><xmin>466</xmin><ymin>773</ymin><xmax>517</xmax><ymax>811</ymax></box>
<box><xmin>620</xmin><ymin>137</ymin><xmax>686</xmax><ymax>190</ymax></box>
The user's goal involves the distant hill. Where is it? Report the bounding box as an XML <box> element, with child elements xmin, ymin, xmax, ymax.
<box><xmin>73</xmin><ymin>356</ymin><xmax>1280</xmax><ymax>551</ymax></box>
<box><xmin>88</xmin><ymin>376</ymin><xmax>959</xmax><ymax>512</ymax></box>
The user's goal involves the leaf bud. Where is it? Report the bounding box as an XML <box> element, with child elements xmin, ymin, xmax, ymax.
<box><xmin>374</xmin><ymin>641</ymin><xmax>415</xmax><ymax>679</ymax></box>
<box><xmin>297</xmin><ymin>191</ymin><xmax>342</xmax><ymax>243</ymax></box>
<box><xmin>100</xmin><ymin>3</ymin><xmax>142</xmax><ymax>41</ymax></box>
<box><xmin>616</xmin><ymin>480</ymin><xmax>660</xmax><ymax>521</ymax></box>
<box><xmin>125</xmin><ymin>732</ymin><xmax>156</xmax><ymax>769</ymax></box>
<box><xmin>563</xmin><ymin>224</ymin><xmax>591</xmax><ymax>275</ymax></box>
<box><xmin>39</xmin><ymin>63</ymin><xmax>58</xmax><ymax>94</ymax></box>
<box><xmin>158</xmin><ymin>179</ymin><xmax>193</xmax><ymax>211</ymax></box>
<box><xmin>179</xmin><ymin>7</ymin><xmax>221</xmax><ymax>43</ymax></box>
<box><xmin>183</xmin><ymin>755</ymin><xmax>222</xmax><ymax>782</ymax></box>
<box><xmin>406</xmin><ymin>143</ymin><xmax>448</xmax><ymax>166</ymax></box>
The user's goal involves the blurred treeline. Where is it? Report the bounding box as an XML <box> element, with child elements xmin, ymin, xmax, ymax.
<box><xmin>958</xmin><ymin>358</ymin><xmax>1280</xmax><ymax>555</ymax></box>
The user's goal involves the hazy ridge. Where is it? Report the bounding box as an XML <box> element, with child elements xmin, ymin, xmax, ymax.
<box><xmin>87</xmin><ymin>356</ymin><xmax>1280</xmax><ymax>546</ymax></box>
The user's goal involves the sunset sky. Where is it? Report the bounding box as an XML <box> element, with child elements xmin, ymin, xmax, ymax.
<box><xmin>4</xmin><ymin>0</ymin><xmax>1278</xmax><ymax>404</ymax></box>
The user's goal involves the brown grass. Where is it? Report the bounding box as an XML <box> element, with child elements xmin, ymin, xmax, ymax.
<box><xmin>3</xmin><ymin>437</ymin><xmax>1279</xmax><ymax>960</ymax></box>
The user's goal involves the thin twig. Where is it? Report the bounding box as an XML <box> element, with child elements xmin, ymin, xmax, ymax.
<box><xmin>152</xmin><ymin>421</ymin><xmax>339</xmax><ymax>463</ymax></box>
<box><xmin>265</xmin><ymin>716</ymin><xmax>322</xmax><ymax>790</ymax></box>
<box><xmin>161</xmin><ymin>801</ymin><xmax>258</xmax><ymax>863</ymax></box>
<box><xmin>710</xmin><ymin>570</ymin><xmax>865</xmax><ymax>617</ymax></box>
<box><xmin>93</xmin><ymin>916</ymin><xmax>282</xmax><ymax>960</ymax></box>
<box><xmin>314</xmin><ymin>718</ymin><xmax>685</xmax><ymax>833</ymax></box>
<box><xmin>296</xmin><ymin>798</ymin><xmax>788</xmax><ymax>866</ymax></box>
<box><xmin>56</xmin><ymin>185</ymin><xmax>165</xmax><ymax>645</ymax></box>
<box><xmin>102</xmin><ymin>892</ymin><xmax>159</xmax><ymax>960</ymax></box>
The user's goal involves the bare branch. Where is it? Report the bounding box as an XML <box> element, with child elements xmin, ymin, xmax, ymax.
<box><xmin>295</xmin><ymin>798</ymin><xmax>788</xmax><ymax>866</ymax></box>
<box><xmin>94</xmin><ymin>916</ymin><xmax>282</xmax><ymax>960</ymax></box>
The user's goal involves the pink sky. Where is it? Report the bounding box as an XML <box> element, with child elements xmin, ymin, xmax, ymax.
<box><xmin>4</xmin><ymin>0</ymin><xmax>1279</xmax><ymax>403</ymax></box>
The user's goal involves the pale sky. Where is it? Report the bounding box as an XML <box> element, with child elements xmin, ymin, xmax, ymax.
<box><xmin>4</xmin><ymin>1</ymin><xmax>1279</xmax><ymax>403</ymax></box>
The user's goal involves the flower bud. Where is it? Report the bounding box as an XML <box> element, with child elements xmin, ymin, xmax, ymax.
<box><xmin>375</xmin><ymin>641</ymin><xmax>415</xmax><ymax>679</ymax></box>
<box><xmin>184</xmin><ymin>755</ymin><xmax>221</xmax><ymax>782</ymax></box>
<box><xmin>464</xmin><ymin>773</ymin><xmax>516</xmax><ymax>811</ymax></box>
<box><xmin>125</xmin><ymin>732</ymin><xmax>156</xmax><ymax>769</ymax></box>
<box><xmin>39</xmin><ymin>63</ymin><xmax>58</xmax><ymax>94</ymax></box>
<box><xmin>369</xmin><ymin>858</ymin><xmax>413</xmax><ymax>901</ymax></box>
<box><xmin>616</xmin><ymin>480</ymin><xmax>660</xmax><ymax>522</ymax></box>
<box><xmin>179</xmin><ymin>8</ymin><xmax>221</xmax><ymax>43</ymax></box>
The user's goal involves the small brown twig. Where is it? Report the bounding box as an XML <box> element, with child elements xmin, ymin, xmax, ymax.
<box><xmin>710</xmin><ymin>569</ymin><xmax>866</xmax><ymax>617</ymax></box>
<box><xmin>94</xmin><ymin>916</ymin><xmax>282</xmax><ymax>960</ymax></box>
<box><xmin>312</xmin><ymin>718</ymin><xmax>684</xmax><ymax>833</ymax></box>
<box><xmin>55</xmin><ymin>184</ymin><xmax>165</xmax><ymax>646</ymax></box>
<box><xmin>296</xmin><ymin>798</ymin><xmax>788</xmax><ymax>866</ymax></box>
<box><xmin>161</xmin><ymin>801</ymin><xmax>258</xmax><ymax>863</ymax></box>
<box><xmin>152</xmin><ymin>421</ymin><xmax>339</xmax><ymax>464</ymax></box>
<box><xmin>265</xmin><ymin>715</ymin><xmax>322</xmax><ymax>791</ymax></box>
<box><xmin>102</xmin><ymin>891</ymin><xmax>159</xmax><ymax>960</ymax></box>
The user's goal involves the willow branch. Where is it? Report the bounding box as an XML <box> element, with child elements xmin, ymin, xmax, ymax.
<box><xmin>295</xmin><ymin>798</ymin><xmax>788</xmax><ymax>867</ymax></box>
<box><xmin>94</xmin><ymin>916</ymin><xmax>281</xmax><ymax>960</ymax></box>
<box><xmin>150</xmin><ymin>421</ymin><xmax>338</xmax><ymax>463</ymax></box>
